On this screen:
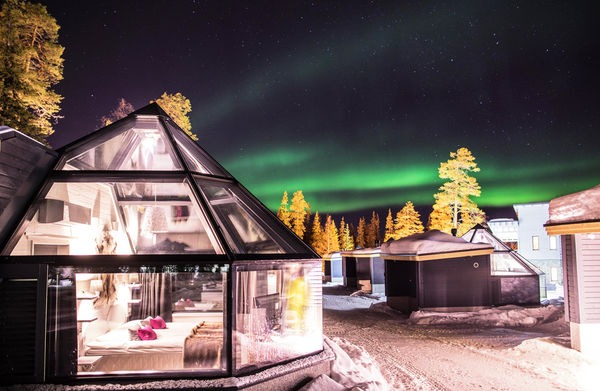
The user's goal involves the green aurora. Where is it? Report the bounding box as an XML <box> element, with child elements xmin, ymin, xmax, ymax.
<box><xmin>220</xmin><ymin>144</ymin><xmax>599</xmax><ymax>213</ymax></box>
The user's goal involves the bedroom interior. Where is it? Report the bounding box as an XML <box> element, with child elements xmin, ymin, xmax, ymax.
<box><xmin>0</xmin><ymin>104</ymin><xmax>328</xmax><ymax>387</ymax></box>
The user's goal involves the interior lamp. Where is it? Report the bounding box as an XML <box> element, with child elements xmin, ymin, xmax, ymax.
<box><xmin>141</xmin><ymin>206</ymin><xmax>169</xmax><ymax>233</ymax></box>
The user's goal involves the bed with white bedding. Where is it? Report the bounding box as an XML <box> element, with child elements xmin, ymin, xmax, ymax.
<box><xmin>83</xmin><ymin>321</ymin><xmax>223</xmax><ymax>372</ymax></box>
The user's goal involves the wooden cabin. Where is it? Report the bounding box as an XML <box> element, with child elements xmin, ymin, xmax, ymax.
<box><xmin>340</xmin><ymin>247</ymin><xmax>385</xmax><ymax>294</ymax></box>
<box><xmin>463</xmin><ymin>225</ymin><xmax>544</xmax><ymax>305</ymax></box>
<box><xmin>380</xmin><ymin>230</ymin><xmax>494</xmax><ymax>313</ymax></box>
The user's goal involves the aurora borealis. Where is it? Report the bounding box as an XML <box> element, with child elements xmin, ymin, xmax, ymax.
<box><xmin>44</xmin><ymin>1</ymin><xmax>599</xmax><ymax>216</ymax></box>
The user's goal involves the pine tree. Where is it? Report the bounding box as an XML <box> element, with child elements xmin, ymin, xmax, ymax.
<box><xmin>101</xmin><ymin>98</ymin><xmax>134</xmax><ymax>126</ymax></box>
<box><xmin>366</xmin><ymin>211</ymin><xmax>380</xmax><ymax>247</ymax></box>
<box><xmin>289</xmin><ymin>190</ymin><xmax>310</xmax><ymax>239</ymax></box>
<box><xmin>0</xmin><ymin>0</ymin><xmax>64</xmax><ymax>144</ymax></box>
<box><xmin>393</xmin><ymin>201</ymin><xmax>424</xmax><ymax>239</ymax></box>
<box><xmin>324</xmin><ymin>215</ymin><xmax>340</xmax><ymax>254</ymax></box>
<box><xmin>309</xmin><ymin>212</ymin><xmax>327</xmax><ymax>256</ymax></box>
<box><xmin>343</xmin><ymin>225</ymin><xmax>354</xmax><ymax>251</ymax></box>
<box><xmin>384</xmin><ymin>209</ymin><xmax>394</xmax><ymax>242</ymax></box>
<box><xmin>338</xmin><ymin>217</ymin><xmax>346</xmax><ymax>250</ymax></box>
<box><xmin>427</xmin><ymin>203</ymin><xmax>452</xmax><ymax>234</ymax></box>
<box><xmin>277</xmin><ymin>191</ymin><xmax>291</xmax><ymax>228</ymax></box>
<box><xmin>356</xmin><ymin>217</ymin><xmax>366</xmax><ymax>248</ymax></box>
<box><xmin>431</xmin><ymin>147</ymin><xmax>485</xmax><ymax>235</ymax></box>
<box><xmin>152</xmin><ymin>92</ymin><xmax>197</xmax><ymax>140</ymax></box>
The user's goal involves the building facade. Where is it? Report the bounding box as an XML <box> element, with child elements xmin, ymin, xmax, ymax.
<box><xmin>513</xmin><ymin>202</ymin><xmax>563</xmax><ymax>299</ymax></box>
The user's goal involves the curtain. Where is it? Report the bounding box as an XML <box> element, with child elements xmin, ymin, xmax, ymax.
<box><xmin>137</xmin><ymin>273</ymin><xmax>173</xmax><ymax>322</ymax></box>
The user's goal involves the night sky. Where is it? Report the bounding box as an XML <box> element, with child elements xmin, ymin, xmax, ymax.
<box><xmin>41</xmin><ymin>0</ymin><xmax>599</xmax><ymax>217</ymax></box>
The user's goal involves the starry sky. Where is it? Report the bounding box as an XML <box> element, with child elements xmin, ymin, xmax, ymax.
<box><xmin>42</xmin><ymin>0</ymin><xmax>599</xmax><ymax>218</ymax></box>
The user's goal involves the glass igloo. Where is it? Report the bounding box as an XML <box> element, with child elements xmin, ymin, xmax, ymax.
<box><xmin>0</xmin><ymin>104</ymin><xmax>322</xmax><ymax>381</ymax></box>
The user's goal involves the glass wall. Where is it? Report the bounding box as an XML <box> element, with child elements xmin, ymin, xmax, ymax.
<box><xmin>9</xmin><ymin>180</ymin><xmax>222</xmax><ymax>255</ymax></box>
<box><xmin>233</xmin><ymin>261</ymin><xmax>322</xmax><ymax>371</ymax></box>
<box><xmin>47</xmin><ymin>265</ymin><xmax>227</xmax><ymax>377</ymax></box>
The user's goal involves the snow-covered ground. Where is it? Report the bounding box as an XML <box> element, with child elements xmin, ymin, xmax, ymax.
<box><xmin>321</xmin><ymin>283</ymin><xmax>600</xmax><ymax>391</ymax></box>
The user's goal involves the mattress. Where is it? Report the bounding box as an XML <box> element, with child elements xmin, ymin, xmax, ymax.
<box><xmin>86</xmin><ymin>321</ymin><xmax>206</xmax><ymax>356</ymax></box>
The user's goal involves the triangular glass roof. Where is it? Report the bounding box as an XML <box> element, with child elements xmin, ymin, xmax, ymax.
<box><xmin>463</xmin><ymin>225</ymin><xmax>543</xmax><ymax>276</ymax></box>
<box><xmin>1</xmin><ymin>103</ymin><xmax>316</xmax><ymax>257</ymax></box>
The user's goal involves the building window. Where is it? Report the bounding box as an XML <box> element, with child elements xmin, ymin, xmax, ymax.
<box><xmin>532</xmin><ymin>236</ymin><xmax>540</xmax><ymax>250</ymax></box>
<box><xmin>549</xmin><ymin>235</ymin><xmax>557</xmax><ymax>250</ymax></box>
<box><xmin>551</xmin><ymin>267</ymin><xmax>559</xmax><ymax>282</ymax></box>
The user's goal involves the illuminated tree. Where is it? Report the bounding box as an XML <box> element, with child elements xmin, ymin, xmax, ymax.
<box><xmin>338</xmin><ymin>217</ymin><xmax>346</xmax><ymax>250</ymax></box>
<box><xmin>393</xmin><ymin>201</ymin><xmax>424</xmax><ymax>239</ymax></box>
<box><xmin>324</xmin><ymin>215</ymin><xmax>340</xmax><ymax>253</ymax></box>
<box><xmin>101</xmin><ymin>98</ymin><xmax>134</xmax><ymax>126</ymax></box>
<box><xmin>0</xmin><ymin>0</ymin><xmax>64</xmax><ymax>144</ymax></box>
<box><xmin>384</xmin><ymin>209</ymin><xmax>394</xmax><ymax>242</ymax></box>
<box><xmin>431</xmin><ymin>147</ymin><xmax>485</xmax><ymax>235</ymax></box>
<box><xmin>309</xmin><ymin>211</ymin><xmax>326</xmax><ymax>256</ymax></box>
<box><xmin>152</xmin><ymin>92</ymin><xmax>197</xmax><ymax>140</ymax></box>
<box><xmin>290</xmin><ymin>190</ymin><xmax>310</xmax><ymax>239</ymax></box>
<box><xmin>342</xmin><ymin>224</ymin><xmax>354</xmax><ymax>251</ymax></box>
<box><xmin>366</xmin><ymin>211</ymin><xmax>380</xmax><ymax>247</ymax></box>
<box><xmin>277</xmin><ymin>191</ymin><xmax>292</xmax><ymax>228</ymax></box>
<box><xmin>356</xmin><ymin>217</ymin><xmax>366</xmax><ymax>248</ymax></box>
<box><xmin>427</xmin><ymin>203</ymin><xmax>452</xmax><ymax>233</ymax></box>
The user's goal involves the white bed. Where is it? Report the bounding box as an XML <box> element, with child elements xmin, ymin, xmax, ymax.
<box><xmin>83</xmin><ymin>321</ymin><xmax>223</xmax><ymax>372</ymax></box>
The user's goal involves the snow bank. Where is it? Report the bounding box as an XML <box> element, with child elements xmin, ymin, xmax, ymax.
<box><xmin>301</xmin><ymin>337</ymin><xmax>392</xmax><ymax>391</ymax></box>
<box><xmin>409</xmin><ymin>304</ymin><xmax>562</xmax><ymax>327</ymax></box>
<box><xmin>323</xmin><ymin>291</ymin><xmax>385</xmax><ymax>311</ymax></box>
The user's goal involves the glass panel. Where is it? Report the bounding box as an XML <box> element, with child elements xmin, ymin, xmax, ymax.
<box><xmin>10</xmin><ymin>181</ymin><xmax>222</xmax><ymax>255</ymax></box>
<box><xmin>167</xmin><ymin>122</ymin><xmax>231</xmax><ymax>177</ymax></box>
<box><xmin>466</xmin><ymin>229</ymin><xmax>507</xmax><ymax>251</ymax></box>
<box><xmin>198</xmin><ymin>182</ymin><xmax>285</xmax><ymax>254</ymax></box>
<box><xmin>491</xmin><ymin>253</ymin><xmax>530</xmax><ymax>275</ymax></box>
<box><xmin>63</xmin><ymin>127</ymin><xmax>182</xmax><ymax>170</ymax></box>
<box><xmin>48</xmin><ymin>266</ymin><xmax>227</xmax><ymax>376</ymax></box>
<box><xmin>234</xmin><ymin>261</ymin><xmax>322</xmax><ymax>371</ymax></box>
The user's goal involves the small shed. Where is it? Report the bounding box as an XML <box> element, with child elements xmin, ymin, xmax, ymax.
<box><xmin>463</xmin><ymin>225</ymin><xmax>544</xmax><ymax>305</ymax></box>
<box><xmin>380</xmin><ymin>230</ymin><xmax>494</xmax><ymax>313</ymax></box>
<box><xmin>340</xmin><ymin>248</ymin><xmax>385</xmax><ymax>294</ymax></box>
<box><xmin>322</xmin><ymin>252</ymin><xmax>343</xmax><ymax>284</ymax></box>
<box><xmin>545</xmin><ymin>184</ymin><xmax>600</xmax><ymax>356</ymax></box>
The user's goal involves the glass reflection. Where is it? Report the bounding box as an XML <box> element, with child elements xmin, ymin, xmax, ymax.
<box><xmin>234</xmin><ymin>262</ymin><xmax>322</xmax><ymax>370</ymax></box>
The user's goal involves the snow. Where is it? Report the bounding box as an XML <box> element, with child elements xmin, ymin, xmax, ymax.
<box><xmin>548</xmin><ymin>184</ymin><xmax>600</xmax><ymax>224</ymax></box>
<box><xmin>322</xmin><ymin>285</ymin><xmax>599</xmax><ymax>391</ymax></box>
<box><xmin>301</xmin><ymin>337</ymin><xmax>392</xmax><ymax>391</ymax></box>
<box><xmin>409</xmin><ymin>304</ymin><xmax>562</xmax><ymax>327</ymax></box>
<box><xmin>380</xmin><ymin>230</ymin><xmax>493</xmax><ymax>257</ymax></box>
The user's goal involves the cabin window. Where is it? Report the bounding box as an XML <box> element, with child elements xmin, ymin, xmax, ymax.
<box><xmin>9</xmin><ymin>180</ymin><xmax>223</xmax><ymax>256</ymax></box>
<box><xmin>549</xmin><ymin>235</ymin><xmax>557</xmax><ymax>250</ymax></box>
<box><xmin>490</xmin><ymin>254</ymin><xmax>529</xmax><ymax>275</ymax></box>
<box><xmin>48</xmin><ymin>266</ymin><xmax>227</xmax><ymax>377</ymax></box>
<box><xmin>233</xmin><ymin>261</ymin><xmax>322</xmax><ymax>371</ymax></box>
<box><xmin>532</xmin><ymin>235</ymin><xmax>540</xmax><ymax>250</ymax></box>
<box><xmin>551</xmin><ymin>267</ymin><xmax>559</xmax><ymax>282</ymax></box>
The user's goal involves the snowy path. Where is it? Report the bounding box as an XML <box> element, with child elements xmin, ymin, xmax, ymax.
<box><xmin>322</xmin><ymin>285</ymin><xmax>597</xmax><ymax>391</ymax></box>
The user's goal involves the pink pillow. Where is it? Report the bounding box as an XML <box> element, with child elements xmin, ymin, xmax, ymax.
<box><xmin>150</xmin><ymin>316</ymin><xmax>166</xmax><ymax>329</ymax></box>
<box><xmin>137</xmin><ymin>325</ymin><xmax>157</xmax><ymax>340</ymax></box>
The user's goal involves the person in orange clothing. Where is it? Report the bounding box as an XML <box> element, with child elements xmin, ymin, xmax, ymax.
<box><xmin>285</xmin><ymin>264</ymin><xmax>309</xmax><ymax>333</ymax></box>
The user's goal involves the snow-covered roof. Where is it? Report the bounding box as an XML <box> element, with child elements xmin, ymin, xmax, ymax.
<box><xmin>545</xmin><ymin>184</ymin><xmax>600</xmax><ymax>235</ymax></box>
<box><xmin>341</xmin><ymin>247</ymin><xmax>381</xmax><ymax>258</ymax></box>
<box><xmin>380</xmin><ymin>230</ymin><xmax>493</xmax><ymax>261</ymax></box>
